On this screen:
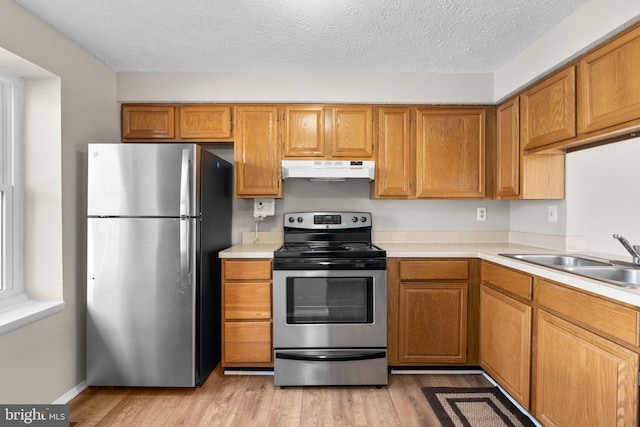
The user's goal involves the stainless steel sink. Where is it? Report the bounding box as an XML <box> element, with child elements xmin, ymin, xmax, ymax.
<box><xmin>499</xmin><ymin>253</ymin><xmax>640</xmax><ymax>288</ymax></box>
<box><xmin>565</xmin><ymin>266</ymin><xmax>640</xmax><ymax>288</ymax></box>
<box><xmin>501</xmin><ymin>254</ymin><xmax>614</xmax><ymax>268</ymax></box>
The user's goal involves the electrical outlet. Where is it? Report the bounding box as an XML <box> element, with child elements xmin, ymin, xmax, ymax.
<box><xmin>476</xmin><ymin>207</ymin><xmax>487</xmax><ymax>221</ymax></box>
<box><xmin>254</xmin><ymin>198</ymin><xmax>275</xmax><ymax>217</ymax></box>
<box><xmin>547</xmin><ymin>205</ymin><xmax>558</xmax><ymax>222</ymax></box>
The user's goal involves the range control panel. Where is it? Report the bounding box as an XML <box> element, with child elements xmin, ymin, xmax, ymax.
<box><xmin>283</xmin><ymin>212</ymin><xmax>372</xmax><ymax>229</ymax></box>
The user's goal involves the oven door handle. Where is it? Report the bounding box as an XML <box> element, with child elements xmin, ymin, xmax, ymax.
<box><xmin>275</xmin><ymin>350</ymin><xmax>386</xmax><ymax>362</ymax></box>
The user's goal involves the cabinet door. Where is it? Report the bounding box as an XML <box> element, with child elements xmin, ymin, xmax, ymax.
<box><xmin>329</xmin><ymin>105</ymin><xmax>374</xmax><ymax>158</ymax></box>
<box><xmin>496</xmin><ymin>98</ymin><xmax>520</xmax><ymax>198</ymax></box>
<box><xmin>234</xmin><ymin>105</ymin><xmax>281</xmax><ymax>198</ymax></box>
<box><xmin>178</xmin><ymin>106</ymin><xmax>232</xmax><ymax>139</ymax></box>
<box><xmin>282</xmin><ymin>105</ymin><xmax>325</xmax><ymax>158</ymax></box>
<box><xmin>521</xmin><ymin>67</ymin><xmax>576</xmax><ymax>151</ymax></box>
<box><xmin>578</xmin><ymin>25</ymin><xmax>640</xmax><ymax>134</ymax></box>
<box><xmin>535</xmin><ymin>310</ymin><xmax>639</xmax><ymax>427</ymax></box>
<box><xmin>374</xmin><ymin>107</ymin><xmax>412</xmax><ymax>198</ymax></box>
<box><xmin>480</xmin><ymin>285</ymin><xmax>531</xmax><ymax>409</ymax></box>
<box><xmin>398</xmin><ymin>282</ymin><xmax>467</xmax><ymax>364</ymax></box>
<box><xmin>122</xmin><ymin>105</ymin><xmax>175</xmax><ymax>140</ymax></box>
<box><xmin>415</xmin><ymin>108</ymin><xmax>485</xmax><ymax>198</ymax></box>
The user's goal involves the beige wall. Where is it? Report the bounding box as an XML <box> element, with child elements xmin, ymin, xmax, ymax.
<box><xmin>0</xmin><ymin>1</ymin><xmax>119</xmax><ymax>403</ymax></box>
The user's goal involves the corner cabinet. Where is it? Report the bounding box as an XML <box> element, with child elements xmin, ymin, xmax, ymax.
<box><xmin>495</xmin><ymin>97</ymin><xmax>565</xmax><ymax>199</ymax></box>
<box><xmin>388</xmin><ymin>258</ymin><xmax>478</xmax><ymax>366</ymax></box>
<box><xmin>221</xmin><ymin>259</ymin><xmax>273</xmax><ymax>368</ymax></box>
<box><xmin>233</xmin><ymin>105</ymin><xmax>282</xmax><ymax>198</ymax></box>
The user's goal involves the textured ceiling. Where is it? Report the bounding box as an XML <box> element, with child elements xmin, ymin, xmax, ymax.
<box><xmin>14</xmin><ymin>0</ymin><xmax>589</xmax><ymax>73</ymax></box>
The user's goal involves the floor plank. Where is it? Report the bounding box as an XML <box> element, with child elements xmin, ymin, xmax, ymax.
<box><xmin>69</xmin><ymin>366</ymin><xmax>495</xmax><ymax>426</ymax></box>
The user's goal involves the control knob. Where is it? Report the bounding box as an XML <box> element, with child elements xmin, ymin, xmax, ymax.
<box><xmin>297</xmin><ymin>216</ymin><xmax>303</xmax><ymax>223</ymax></box>
<box><xmin>361</xmin><ymin>216</ymin><xmax>367</xmax><ymax>223</ymax></box>
<box><xmin>352</xmin><ymin>216</ymin><xmax>359</xmax><ymax>223</ymax></box>
<box><xmin>288</xmin><ymin>216</ymin><xmax>295</xmax><ymax>223</ymax></box>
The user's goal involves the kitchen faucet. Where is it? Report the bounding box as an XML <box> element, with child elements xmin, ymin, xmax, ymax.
<box><xmin>612</xmin><ymin>234</ymin><xmax>640</xmax><ymax>265</ymax></box>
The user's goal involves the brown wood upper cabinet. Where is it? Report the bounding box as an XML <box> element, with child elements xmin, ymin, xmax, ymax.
<box><xmin>122</xmin><ymin>105</ymin><xmax>176</xmax><ymax>140</ymax></box>
<box><xmin>415</xmin><ymin>108</ymin><xmax>486</xmax><ymax>198</ymax></box>
<box><xmin>521</xmin><ymin>66</ymin><xmax>576</xmax><ymax>152</ymax></box>
<box><xmin>281</xmin><ymin>105</ymin><xmax>326</xmax><ymax>158</ymax></box>
<box><xmin>233</xmin><ymin>105</ymin><xmax>282</xmax><ymax>198</ymax></box>
<box><xmin>578</xmin><ymin>24</ymin><xmax>640</xmax><ymax>135</ymax></box>
<box><xmin>178</xmin><ymin>105</ymin><xmax>232</xmax><ymax>139</ymax></box>
<box><xmin>122</xmin><ymin>104</ymin><xmax>233</xmax><ymax>142</ymax></box>
<box><xmin>495</xmin><ymin>98</ymin><xmax>520</xmax><ymax>198</ymax></box>
<box><xmin>281</xmin><ymin>105</ymin><xmax>374</xmax><ymax>159</ymax></box>
<box><xmin>374</xmin><ymin>107</ymin><xmax>413</xmax><ymax>198</ymax></box>
<box><xmin>375</xmin><ymin>107</ymin><xmax>487</xmax><ymax>199</ymax></box>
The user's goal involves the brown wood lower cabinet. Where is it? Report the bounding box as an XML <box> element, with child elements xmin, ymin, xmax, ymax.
<box><xmin>535</xmin><ymin>309</ymin><xmax>639</xmax><ymax>427</ymax></box>
<box><xmin>221</xmin><ymin>259</ymin><xmax>273</xmax><ymax>368</ymax></box>
<box><xmin>479</xmin><ymin>261</ymin><xmax>533</xmax><ymax>409</ymax></box>
<box><xmin>533</xmin><ymin>278</ymin><xmax>640</xmax><ymax>426</ymax></box>
<box><xmin>388</xmin><ymin>258</ymin><xmax>478</xmax><ymax>366</ymax></box>
<box><xmin>479</xmin><ymin>284</ymin><xmax>531</xmax><ymax>409</ymax></box>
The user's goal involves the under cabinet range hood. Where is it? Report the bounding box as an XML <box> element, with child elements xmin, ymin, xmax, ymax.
<box><xmin>281</xmin><ymin>160</ymin><xmax>375</xmax><ymax>181</ymax></box>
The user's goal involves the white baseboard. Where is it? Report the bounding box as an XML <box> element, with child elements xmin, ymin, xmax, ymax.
<box><xmin>53</xmin><ymin>380</ymin><xmax>87</xmax><ymax>404</ymax></box>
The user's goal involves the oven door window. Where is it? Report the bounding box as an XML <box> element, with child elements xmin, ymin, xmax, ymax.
<box><xmin>286</xmin><ymin>277</ymin><xmax>374</xmax><ymax>324</ymax></box>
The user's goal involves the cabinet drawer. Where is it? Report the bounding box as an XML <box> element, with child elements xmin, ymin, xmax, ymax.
<box><xmin>223</xmin><ymin>321</ymin><xmax>272</xmax><ymax>363</ymax></box>
<box><xmin>224</xmin><ymin>259</ymin><xmax>272</xmax><ymax>280</ymax></box>
<box><xmin>224</xmin><ymin>282</ymin><xmax>271</xmax><ymax>320</ymax></box>
<box><xmin>399</xmin><ymin>259</ymin><xmax>468</xmax><ymax>280</ymax></box>
<box><xmin>535</xmin><ymin>278</ymin><xmax>640</xmax><ymax>347</ymax></box>
<box><xmin>481</xmin><ymin>261</ymin><xmax>533</xmax><ymax>301</ymax></box>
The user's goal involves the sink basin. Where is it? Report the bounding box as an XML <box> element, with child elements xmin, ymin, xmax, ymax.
<box><xmin>500</xmin><ymin>253</ymin><xmax>640</xmax><ymax>288</ymax></box>
<box><xmin>500</xmin><ymin>254</ymin><xmax>613</xmax><ymax>268</ymax></box>
<box><xmin>565</xmin><ymin>266</ymin><xmax>640</xmax><ymax>288</ymax></box>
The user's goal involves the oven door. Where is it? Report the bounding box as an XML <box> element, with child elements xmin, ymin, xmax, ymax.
<box><xmin>272</xmin><ymin>269</ymin><xmax>386</xmax><ymax>349</ymax></box>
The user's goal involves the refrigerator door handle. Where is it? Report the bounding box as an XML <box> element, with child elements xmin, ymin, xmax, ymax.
<box><xmin>179</xmin><ymin>148</ymin><xmax>191</xmax><ymax>217</ymax></box>
<box><xmin>180</xmin><ymin>218</ymin><xmax>192</xmax><ymax>289</ymax></box>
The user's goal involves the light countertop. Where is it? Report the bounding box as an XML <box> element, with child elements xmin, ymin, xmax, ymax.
<box><xmin>219</xmin><ymin>240</ymin><xmax>640</xmax><ymax>307</ymax></box>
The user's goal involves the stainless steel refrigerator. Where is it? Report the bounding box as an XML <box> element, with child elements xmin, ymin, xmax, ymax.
<box><xmin>86</xmin><ymin>143</ymin><xmax>232</xmax><ymax>387</ymax></box>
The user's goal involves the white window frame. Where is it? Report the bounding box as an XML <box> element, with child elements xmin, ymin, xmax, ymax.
<box><xmin>0</xmin><ymin>69</ymin><xmax>24</xmax><ymax>309</ymax></box>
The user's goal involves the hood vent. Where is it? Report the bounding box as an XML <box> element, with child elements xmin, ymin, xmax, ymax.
<box><xmin>281</xmin><ymin>160</ymin><xmax>375</xmax><ymax>181</ymax></box>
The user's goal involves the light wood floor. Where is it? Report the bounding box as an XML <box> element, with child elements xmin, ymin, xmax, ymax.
<box><xmin>69</xmin><ymin>366</ymin><xmax>493</xmax><ymax>426</ymax></box>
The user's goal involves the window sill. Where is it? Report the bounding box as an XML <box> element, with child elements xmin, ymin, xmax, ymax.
<box><xmin>0</xmin><ymin>299</ymin><xmax>65</xmax><ymax>335</ymax></box>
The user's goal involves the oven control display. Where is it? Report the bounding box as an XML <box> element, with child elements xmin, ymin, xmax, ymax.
<box><xmin>314</xmin><ymin>214</ymin><xmax>341</xmax><ymax>225</ymax></box>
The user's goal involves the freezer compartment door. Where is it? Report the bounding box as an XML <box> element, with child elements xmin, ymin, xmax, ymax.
<box><xmin>87</xmin><ymin>217</ymin><xmax>197</xmax><ymax>386</ymax></box>
<box><xmin>87</xmin><ymin>143</ymin><xmax>197</xmax><ymax>217</ymax></box>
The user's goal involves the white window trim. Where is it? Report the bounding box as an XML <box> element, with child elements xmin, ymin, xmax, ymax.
<box><xmin>0</xmin><ymin>69</ymin><xmax>24</xmax><ymax>304</ymax></box>
<box><xmin>0</xmin><ymin>69</ymin><xmax>64</xmax><ymax>333</ymax></box>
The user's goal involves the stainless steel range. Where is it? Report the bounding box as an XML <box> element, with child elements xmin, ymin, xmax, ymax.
<box><xmin>272</xmin><ymin>212</ymin><xmax>387</xmax><ymax>387</ymax></box>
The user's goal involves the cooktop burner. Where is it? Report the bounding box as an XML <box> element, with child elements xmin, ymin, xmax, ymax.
<box><xmin>274</xmin><ymin>211</ymin><xmax>386</xmax><ymax>262</ymax></box>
